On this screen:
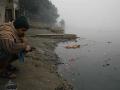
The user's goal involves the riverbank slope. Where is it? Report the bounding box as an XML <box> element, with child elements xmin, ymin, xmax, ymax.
<box><xmin>0</xmin><ymin>28</ymin><xmax>73</xmax><ymax>90</ymax></box>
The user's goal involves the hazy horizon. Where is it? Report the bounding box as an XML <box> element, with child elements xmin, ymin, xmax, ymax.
<box><xmin>51</xmin><ymin>0</ymin><xmax>120</xmax><ymax>33</ymax></box>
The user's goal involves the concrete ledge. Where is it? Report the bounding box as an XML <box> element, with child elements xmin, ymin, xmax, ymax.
<box><xmin>28</xmin><ymin>34</ymin><xmax>78</xmax><ymax>39</ymax></box>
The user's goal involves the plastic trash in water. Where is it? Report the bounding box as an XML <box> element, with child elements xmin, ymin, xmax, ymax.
<box><xmin>5</xmin><ymin>80</ymin><xmax>17</xmax><ymax>90</ymax></box>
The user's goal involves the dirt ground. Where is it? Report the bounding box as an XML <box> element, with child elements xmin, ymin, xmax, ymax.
<box><xmin>0</xmin><ymin>28</ymin><xmax>73</xmax><ymax>90</ymax></box>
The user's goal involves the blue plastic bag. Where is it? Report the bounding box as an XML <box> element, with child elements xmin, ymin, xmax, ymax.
<box><xmin>18</xmin><ymin>50</ymin><xmax>24</xmax><ymax>63</ymax></box>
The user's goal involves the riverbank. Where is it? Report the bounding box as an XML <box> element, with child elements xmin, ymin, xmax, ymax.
<box><xmin>0</xmin><ymin>28</ymin><xmax>74</xmax><ymax>90</ymax></box>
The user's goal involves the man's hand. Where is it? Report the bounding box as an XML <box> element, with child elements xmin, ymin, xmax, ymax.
<box><xmin>25</xmin><ymin>45</ymin><xmax>31</xmax><ymax>52</ymax></box>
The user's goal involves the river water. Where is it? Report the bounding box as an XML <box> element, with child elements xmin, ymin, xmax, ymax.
<box><xmin>55</xmin><ymin>29</ymin><xmax>120</xmax><ymax>90</ymax></box>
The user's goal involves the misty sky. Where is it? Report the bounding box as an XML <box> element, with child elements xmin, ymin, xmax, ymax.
<box><xmin>51</xmin><ymin>0</ymin><xmax>120</xmax><ymax>31</ymax></box>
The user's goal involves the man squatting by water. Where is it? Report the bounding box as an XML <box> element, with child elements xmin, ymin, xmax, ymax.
<box><xmin>0</xmin><ymin>16</ymin><xmax>32</xmax><ymax>79</ymax></box>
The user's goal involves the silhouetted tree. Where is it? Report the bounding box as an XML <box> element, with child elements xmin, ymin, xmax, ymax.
<box><xmin>19</xmin><ymin>0</ymin><xmax>59</xmax><ymax>24</ymax></box>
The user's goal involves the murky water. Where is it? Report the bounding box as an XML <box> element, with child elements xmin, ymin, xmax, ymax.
<box><xmin>55</xmin><ymin>29</ymin><xmax>120</xmax><ymax>90</ymax></box>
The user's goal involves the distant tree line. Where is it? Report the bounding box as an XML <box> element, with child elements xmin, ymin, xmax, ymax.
<box><xmin>19</xmin><ymin>0</ymin><xmax>59</xmax><ymax>24</ymax></box>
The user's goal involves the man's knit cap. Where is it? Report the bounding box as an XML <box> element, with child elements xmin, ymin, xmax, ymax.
<box><xmin>13</xmin><ymin>16</ymin><xmax>29</xmax><ymax>29</ymax></box>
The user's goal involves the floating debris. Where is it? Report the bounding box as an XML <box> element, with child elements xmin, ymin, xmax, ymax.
<box><xmin>106</xmin><ymin>63</ymin><xmax>110</xmax><ymax>66</ymax></box>
<box><xmin>64</xmin><ymin>44</ymin><xmax>80</xmax><ymax>49</ymax></box>
<box><xmin>102</xmin><ymin>63</ymin><xmax>110</xmax><ymax>67</ymax></box>
<box><xmin>106</xmin><ymin>41</ymin><xmax>112</xmax><ymax>44</ymax></box>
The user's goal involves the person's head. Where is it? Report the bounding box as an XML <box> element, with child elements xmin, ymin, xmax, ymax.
<box><xmin>13</xmin><ymin>16</ymin><xmax>29</xmax><ymax>37</ymax></box>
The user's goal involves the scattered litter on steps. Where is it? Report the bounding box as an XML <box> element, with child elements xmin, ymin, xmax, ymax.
<box><xmin>5</xmin><ymin>80</ymin><xmax>17</xmax><ymax>90</ymax></box>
